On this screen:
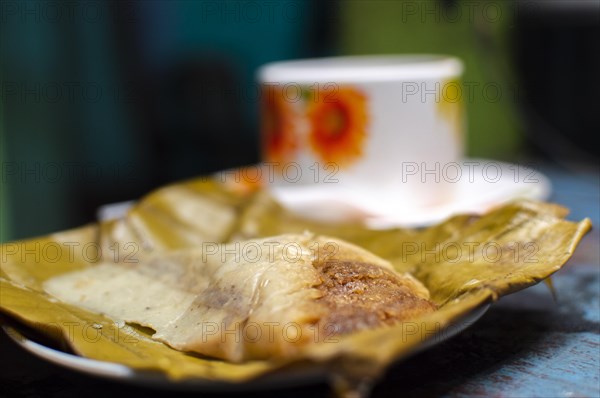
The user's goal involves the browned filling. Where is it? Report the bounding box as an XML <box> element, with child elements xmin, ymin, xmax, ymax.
<box><xmin>314</xmin><ymin>260</ymin><xmax>437</xmax><ymax>336</ymax></box>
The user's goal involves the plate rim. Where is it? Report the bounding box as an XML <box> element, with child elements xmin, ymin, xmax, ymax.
<box><xmin>2</xmin><ymin>303</ymin><xmax>490</xmax><ymax>391</ymax></box>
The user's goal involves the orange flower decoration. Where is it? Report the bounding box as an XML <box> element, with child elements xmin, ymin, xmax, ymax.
<box><xmin>218</xmin><ymin>166</ymin><xmax>264</xmax><ymax>195</ymax></box>
<box><xmin>261</xmin><ymin>84</ymin><xmax>297</xmax><ymax>165</ymax></box>
<box><xmin>307</xmin><ymin>86</ymin><xmax>368</xmax><ymax>167</ymax></box>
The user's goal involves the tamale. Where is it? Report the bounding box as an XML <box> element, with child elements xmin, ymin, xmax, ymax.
<box><xmin>43</xmin><ymin>233</ymin><xmax>436</xmax><ymax>362</ymax></box>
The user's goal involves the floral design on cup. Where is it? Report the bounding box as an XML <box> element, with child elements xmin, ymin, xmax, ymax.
<box><xmin>306</xmin><ymin>86</ymin><xmax>368</xmax><ymax>167</ymax></box>
<box><xmin>437</xmin><ymin>79</ymin><xmax>464</xmax><ymax>145</ymax></box>
<box><xmin>261</xmin><ymin>85</ymin><xmax>298</xmax><ymax>165</ymax></box>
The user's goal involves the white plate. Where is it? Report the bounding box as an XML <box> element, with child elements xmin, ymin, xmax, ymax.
<box><xmin>3</xmin><ymin>304</ymin><xmax>489</xmax><ymax>390</ymax></box>
<box><xmin>270</xmin><ymin>158</ymin><xmax>551</xmax><ymax>229</ymax></box>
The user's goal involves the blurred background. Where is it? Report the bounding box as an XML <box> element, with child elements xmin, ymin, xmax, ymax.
<box><xmin>1</xmin><ymin>0</ymin><xmax>599</xmax><ymax>241</ymax></box>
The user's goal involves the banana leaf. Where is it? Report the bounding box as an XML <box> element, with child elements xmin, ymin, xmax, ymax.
<box><xmin>0</xmin><ymin>177</ymin><xmax>592</xmax><ymax>390</ymax></box>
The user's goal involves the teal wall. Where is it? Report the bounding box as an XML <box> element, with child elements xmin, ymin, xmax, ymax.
<box><xmin>1</xmin><ymin>0</ymin><xmax>313</xmax><ymax>241</ymax></box>
<box><xmin>1</xmin><ymin>96</ymin><xmax>8</xmax><ymax>242</ymax></box>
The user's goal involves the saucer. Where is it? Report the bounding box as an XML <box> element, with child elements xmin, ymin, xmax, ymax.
<box><xmin>269</xmin><ymin>159</ymin><xmax>552</xmax><ymax>229</ymax></box>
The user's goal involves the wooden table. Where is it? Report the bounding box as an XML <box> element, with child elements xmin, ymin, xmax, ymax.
<box><xmin>2</xmin><ymin>166</ymin><xmax>598</xmax><ymax>397</ymax></box>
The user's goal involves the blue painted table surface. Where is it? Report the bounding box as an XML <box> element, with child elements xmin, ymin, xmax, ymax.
<box><xmin>1</xmin><ymin>165</ymin><xmax>598</xmax><ymax>398</ymax></box>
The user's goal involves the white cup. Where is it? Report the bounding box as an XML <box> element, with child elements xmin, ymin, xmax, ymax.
<box><xmin>257</xmin><ymin>55</ymin><xmax>465</xmax><ymax>219</ymax></box>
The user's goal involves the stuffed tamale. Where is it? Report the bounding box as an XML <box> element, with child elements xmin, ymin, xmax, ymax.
<box><xmin>43</xmin><ymin>233</ymin><xmax>436</xmax><ymax>362</ymax></box>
